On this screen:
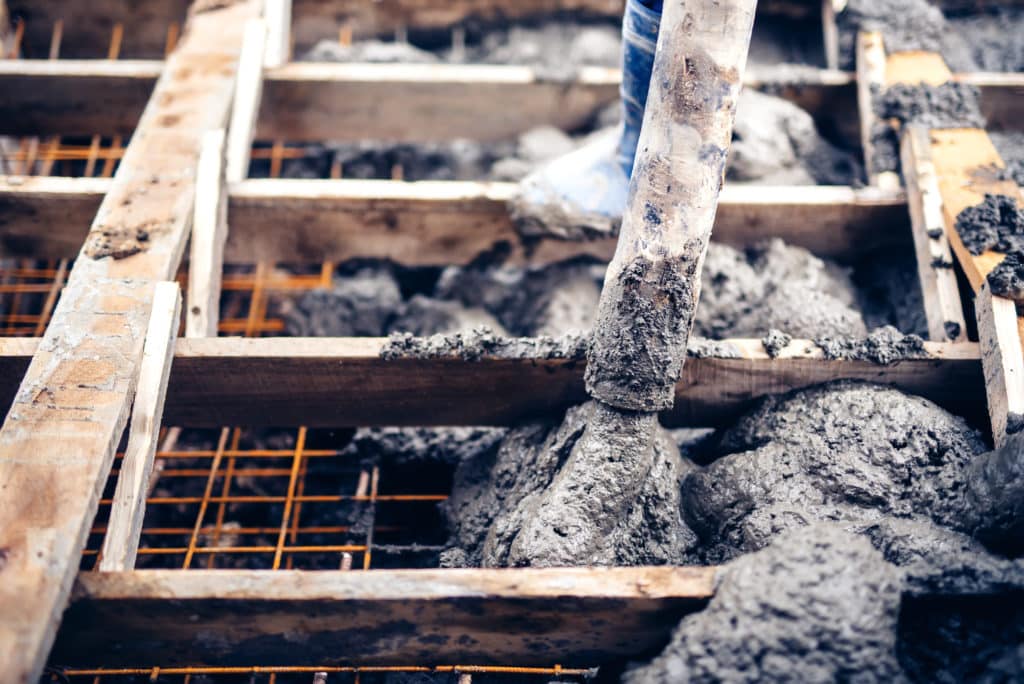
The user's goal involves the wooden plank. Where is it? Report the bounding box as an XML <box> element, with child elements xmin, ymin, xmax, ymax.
<box><xmin>0</xmin><ymin>59</ymin><xmax>162</xmax><ymax>137</ymax></box>
<box><xmin>263</xmin><ymin>0</ymin><xmax>292</xmax><ymax>68</ymax></box>
<box><xmin>931</xmin><ymin>128</ymin><xmax>1023</xmax><ymax>295</ymax></box>
<box><xmin>226</xmin><ymin>19</ymin><xmax>268</xmax><ymax>183</ymax></box>
<box><xmin>0</xmin><ymin>178</ymin><xmax>910</xmax><ymax>263</ymax></box>
<box><xmin>0</xmin><ymin>176</ymin><xmax>105</xmax><ymax>257</ymax></box>
<box><xmin>0</xmin><ymin>2</ymin><xmax>259</xmax><ymax>681</ymax></box>
<box><xmin>51</xmin><ymin>566</ymin><xmax>715</xmax><ymax>668</ymax></box>
<box><xmin>0</xmin><ymin>337</ymin><xmax>986</xmax><ymax>430</ymax></box>
<box><xmin>976</xmin><ymin>283</ymin><xmax>1024</xmax><ymax>446</ymax></box>
<box><xmin>186</xmin><ymin>130</ymin><xmax>228</xmax><ymax>338</ymax></box>
<box><xmin>0</xmin><ymin>61</ymin><xmax>852</xmax><ymax>141</ymax></box>
<box><xmin>856</xmin><ymin>31</ymin><xmax>900</xmax><ymax>190</ymax></box>
<box><xmin>98</xmin><ymin>282</ymin><xmax>181</xmax><ymax>572</ymax></box>
<box><xmin>820</xmin><ymin>0</ymin><xmax>841</xmax><ymax>71</ymax></box>
<box><xmin>899</xmin><ymin>125</ymin><xmax>967</xmax><ymax>342</ymax></box>
<box><xmin>4</xmin><ymin>60</ymin><xmax>1023</xmax><ymax>142</ymax></box>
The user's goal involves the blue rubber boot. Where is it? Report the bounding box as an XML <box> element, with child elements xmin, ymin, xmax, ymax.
<box><xmin>511</xmin><ymin>0</ymin><xmax>662</xmax><ymax>240</ymax></box>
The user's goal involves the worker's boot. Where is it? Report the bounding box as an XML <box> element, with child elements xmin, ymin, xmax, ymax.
<box><xmin>510</xmin><ymin>0</ymin><xmax>662</xmax><ymax>240</ymax></box>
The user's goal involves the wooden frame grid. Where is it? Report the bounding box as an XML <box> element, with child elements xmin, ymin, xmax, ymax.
<box><xmin>0</xmin><ymin>0</ymin><xmax>1020</xmax><ymax>681</ymax></box>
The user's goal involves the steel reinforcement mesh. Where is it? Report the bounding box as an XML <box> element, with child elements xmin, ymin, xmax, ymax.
<box><xmin>2</xmin><ymin>13</ymin><xmax>599</xmax><ymax>682</ymax></box>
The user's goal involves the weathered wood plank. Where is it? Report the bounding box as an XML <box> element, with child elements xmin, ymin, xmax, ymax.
<box><xmin>976</xmin><ymin>282</ymin><xmax>1024</xmax><ymax>447</ymax></box>
<box><xmin>263</xmin><ymin>0</ymin><xmax>292</xmax><ymax>69</ymax></box>
<box><xmin>0</xmin><ymin>338</ymin><xmax>987</xmax><ymax>430</ymax></box>
<box><xmin>98</xmin><ymin>282</ymin><xmax>181</xmax><ymax>572</ymax></box>
<box><xmin>226</xmin><ymin>19</ymin><xmax>268</xmax><ymax>183</ymax></box>
<box><xmin>3</xmin><ymin>59</ymin><xmax>1023</xmax><ymax>141</ymax></box>
<box><xmin>0</xmin><ymin>2</ymin><xmax>259</xmax><ymax>681</ymax></box>
<box><xmin>856</xmin><ymin>31</ymin><xmax>900</xmax><ymax>190</ymax></box>
<box><xmin>185</xmin><ymin>130</ymin><xmax>228</xmax><ymax>338</ymax></box>
<box><xmin>899</xmin><ymin>125</ymin><xmax>967</xmax><ymax>341</ymax></box>
<box><xmin>50</xmin><ymin>566</ymin><xmax>714</xmax><ymax>668</ymax></box>
<box><xmin>0</xmin><ymin>178</ymin><xmax>910</xmax><ymax>263</ymax></box>
<box><xmin>931</xmin><ymin>128</ymin><xmax>1023</xmax><ymax>295</ymax></box>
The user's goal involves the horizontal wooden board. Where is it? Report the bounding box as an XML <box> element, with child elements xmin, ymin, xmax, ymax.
<box><xmin>0</xmin><ymin>176</ymin><xmax>910</xmax><ymax>263</ymax></box>
<box><xmin>51</xmin><ymin>566</ymin><xmax>715</xmax><ymax>667</ymax></box>
<box><xmin>8</xmin><ymin>1</ymin><xmax>837</xmax><ymax>59</ymax></box>
<box><xmin>2</xmin><ymin>60</ymin><xmax>1021</xmax><ymax>142</ymax></box>
<box><xmin>0</xmin><ymin>337</ymin><xmax>986</xmax><ymax>429</ymax></box>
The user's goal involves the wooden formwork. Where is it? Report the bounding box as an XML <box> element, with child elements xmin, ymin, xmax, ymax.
<box><xmin>0</xmin><ymin>0</ymin><xmax>1021</xmax><ymax>682</ymax></box>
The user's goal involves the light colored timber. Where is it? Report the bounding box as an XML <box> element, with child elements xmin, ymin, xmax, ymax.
<box><xmin>263</xmin><ymin>0</ymin><xmax>292</xmax><ymax>68</ymax></box>
<box><xmin>0</xmin><ymin>177</ymin><xmax>910</xmax><ymax>263</ymax></box>
<box><xmin>0</xmin><ymin>1</ymin><xmax>259</xmax><ymax>681</ymax></box>
<box><xmin>186</xmin><ymin>130</ymin><xmax>228</xmax><ymax>338</ymax></box>
<box><xmin>899</xmin><ymin>125</ymin><xmax>967</xmax><ymax>342</ymax></box>
<box><xmin>0</xmin><ymin>337</ymin><xmax>986</xmax><ymax>430</ymax></box>
<box><xmin>881</xmin><ymin>48</ymin><xmax>1024</xmax><ymax>443</ymax></box>
<box><xmin>98</xmin><ymin>282</ymin><xmax>181</xmax><ymax>572</ymax></box>
<box><xmin>52</xmin><ymin>566</ymin><xmax>714</xmax><ymax>667</ymax></box>
<box><xmin>976</xmin><ymin>283</ymin><xmax>1024</xmax><ymax>447</ymax></box>
<box><xmin>856</xmin><ymin>31</ymin><xmax>900</xmax><ymax>190</ymax></box>
<box><xmin>821</xmin><ymin>0</ymin><xmax>843</xmax><ymax>71</ymax></box>
<box><xmin>3</xmin><ymin>60</ymin><xmax>1024</xmax><ymax>142</ymax></box>
<box><xmin>931</xmin><ymin>128</ymin><xmax>1024</xmax><ymax>295</ymax></box>
<box><xmin>226</xmin><ymin>19</ymin><xmax>268</xmax><ymax>183</ymax></box>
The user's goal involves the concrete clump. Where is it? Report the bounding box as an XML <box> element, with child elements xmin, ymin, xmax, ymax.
<box><xmin>623</xmin><ymin>526</ymin><xmax>906</xmax><ymax>684</ymax></box>
<box><xmin>955</xmin><ymin>193</ymin><xmax>1024</xmax><ymax>299</ymax></box>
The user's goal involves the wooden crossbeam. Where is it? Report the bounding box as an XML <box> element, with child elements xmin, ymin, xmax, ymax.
<box><xmin>1</xmin><ymin>59</ymin><xmax>1017</xmax><ymax>141</ymax></box>
<box><xmin>0</xmin><ymin>2</ymin><xmax>259</xmax><ymax>680</ymax></box>
<box><xmin>0</xmin><ymin>178</ymin><xmax>910</xmax><ymax>263</ymax></box>
<box><xmin>0</xmin><ymin>337</ymin><xmax>986</xmax><ymax>430</ymax></box>
<box><xmin>185</xmin><ymin>130</ymin><xmax>228</xmax><ymax>338</ymax></box>
<box><xmin>51</xmin><ymin>566</ymin><xmax>715</xmax><ymax>668</ymax></box>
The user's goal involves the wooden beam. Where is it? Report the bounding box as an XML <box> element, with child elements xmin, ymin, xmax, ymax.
<box><xmin>856</xmin><ymin>31</ymin><xmax>900</xmax><ymax>190</ymax></box>
<box><xmin>931</xmin><ymin>129</ymin><xmax>1023</xmax><ymax>295</ymax></box>
<box><xmin>50</xmin><ymin>566</ymin><xmax>714</xmax><ymax>668</ymax></box>
<box><xmin>976</xmin><ymin>282</ymin><xmax>1024</xmax><ymax>447</ymax></box>
<box><xmin>0</xmin><ymin>2</ymin><xmax>259</xmax><ymax>681</ymax></box>
<box><xmin>0</xmin><ymin>337</ymin><xmax>987</xmax><ymax>430</ymax></box>
<box><xmin>185</xmin><ymin>130</ymin><xmax>228</xmax><ymax>338</ymax></box>
<box><xmin>4</xmin><ymin>59</ymin><xmax>1024</xmax><ymax>142</ymax></box>
<box><xmin>899</xmin><ymin>125</ymin><xmax>967</xmax><ymax>342</ymax></box>
<box><xmin>226</xmin><ymin>19</ymin><xmax>267</xmax><ymax>183</ymax></box>
<box><xmin>0</xmin><ymin>178</ymin><xmax>911</xmax><ymax>263</ymax></box>
<box><xmin>0</xmin><ymin>63</ymin><xmax>855</xmax><ymax>142</ymax></box>
<box><xmin>98</xmin><ymin>282</ymin><xmax>181</xmax><ymax>572</ymax></box>
<box><xmin>820</xmin><ymin>0</ymin><xmax>841</xmax><ymax>71</ymax></box>
<box><xmin>263</xmin><ymin>0</ymin><xmax>292</xmax><ymax>69</ymax></box>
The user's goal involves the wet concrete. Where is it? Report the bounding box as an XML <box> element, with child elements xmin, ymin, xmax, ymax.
<box><xmin>954</xmin><ymin>193</ymin><xmax>1024</xmax><ymax>299</ymax></box>
<box><xmin>837</xmin><ymin>0</ymin><xmax>949</xmax><ymax>70</ymax></box>
<box><xmin>814</xmin><ymin>325</ymin><xmax>927</xmax><ymax>363</ymax></box>
<box><xmin>870</xmin><ymin>82</ymin><xmax>985</xmax><ymax>174</ymax></box>
<box><xmin>991</xmin><ymin>131</ymin><xmax>1024</xmax><ymax>187</ymax></box>
<box><xmin>729</xmin><ymin>89</ymin><xmax>862</xmax><ymax>186</ymax></box>
<box><xmin>440</xmin><ymin>400</ymin><xmax>700</xmax><ymax>568</ymax></box>
<box><xmin>681</xmin><ymin>380</ymin><xmax>988</xmax><ymax>564</ymax></box>
<box><xmin>623</xmin><ymin>525</ymin><xmax>905</xmax><ymax>683</ymax></box>
<box><xmin>696</xmin><ymin>239</ymin><xmax>868</xmax><ymax>339</ymax></box>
